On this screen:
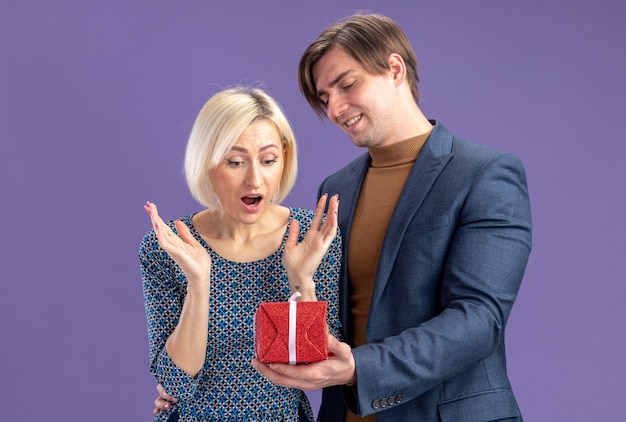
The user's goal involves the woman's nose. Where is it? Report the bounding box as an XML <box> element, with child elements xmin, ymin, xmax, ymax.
<box><xmin>245</xmin><ymin>163</ymin><xmax>262</xmax><ymax>187</ymax></box>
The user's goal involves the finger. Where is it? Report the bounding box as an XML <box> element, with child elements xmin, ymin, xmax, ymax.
<box><xmin>144</xmin><ymin>201</ymin><xmax>164</xmax><ymax>227</ymax></box>
<box><xmin>285</xmin><ymin>219</ymin><xmax>301</xmax><ymax>249</ymax></box>
<box><xmin>251</xmin><ymin>359</ymin><xmax>310</xmax><ymax>390</ymax></box>
<box><xmin>154</xmin><ymin>223</ymin><xmax>179</xmax><ymax>252</ymax></box>
<box><xmin>174</xmin><ymin>219</ymin><xmax>200</xmax><ymax>247</ymax></box>
<box><xmin>144</xmin><ymin>204</ymin><xmax>187</xmax><ymax>254</ymax></box>
<box><xmin>326</xmin><ymin>333</ymin><xmax>345</xmax><ymax>356</ymax></box>
<box><xmin>327</xmin><ymin>194</ymin><xmax>339</xmax><ymax>214</ymax></box>
<box><xmin>154</xmin><ymin>383</ymin><xmax>175</xmax><ymax>415</ymax></box>
<box><xmin>310</xmin><ymin>194</ymin><xmax>329</xmax><ymax>231</ymax></box>
<box><xmin>144</xmin><ymin>201</ymin><xmax>158</xmax><ymax>218</ymax></box>
<box><xmin>157</xmin><ymin>383</ymin><xmax>178</xmax><ymax>402</ymax></box>
<box><xmin>258</xmin><ymin>359</ymin><xmax>315</xmax><ymax>380</ymax></box>
<box><xmin>154</xmin><ymin>398</ymin><xmax>172</xmax><ymax>411</ymax></box>
<box><xmin>144</xmin><ymin>201</ymin><xmax>158</xmax><ymax>228</ymax></box>
<box><xmin>321</xmin><ymin>195</ymin><xmax>339</xmax><ymax>237</ymax></box>
<box><xmin>145</xmin><ymin>202</ymin><xmax>172</xmax><ymax>240</ymax></box>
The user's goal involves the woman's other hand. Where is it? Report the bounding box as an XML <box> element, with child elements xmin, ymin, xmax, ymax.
<box><xmin>282</xmin><ymin>194</ymin><xmax>339</xmax><ymax>300</ymax></box>
<box><xmin>144</xmin><ymin>201</ymin><xmax>211</xmax><ymax>293</ymax></box>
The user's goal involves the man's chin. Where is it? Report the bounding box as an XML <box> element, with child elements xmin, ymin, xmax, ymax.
<box><xmin>350</xmin><ymin>136</ymin><xmax>368</xmax><ymax>148</ymax></box>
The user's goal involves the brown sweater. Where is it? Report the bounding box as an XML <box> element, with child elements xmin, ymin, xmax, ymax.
<box><xmin>345</xmin><ymin>130</ymin><xmax>430</xmax><ymax>422</ymax></box>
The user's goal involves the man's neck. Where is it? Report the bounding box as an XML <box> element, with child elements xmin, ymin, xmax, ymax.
<box><xmin>375</xmin><ymin>103</ymin><xmax>432</xmax><ymax>148</ymax></box>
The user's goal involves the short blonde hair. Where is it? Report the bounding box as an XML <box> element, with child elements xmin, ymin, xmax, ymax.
<box><xmin>184</xmin><ymin>87</ymin><xmax>298</xmax><ymax>208</ymax></box>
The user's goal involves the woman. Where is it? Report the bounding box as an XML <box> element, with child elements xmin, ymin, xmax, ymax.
<box><xmin>140</xmin><ymin>87</ymin><xmax>341</xmax><ymax>421</ymax></box>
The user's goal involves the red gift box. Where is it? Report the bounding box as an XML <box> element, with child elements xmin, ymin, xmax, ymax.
<box><xmin>255</xmin><ymin>294</ymin><xmax>328</xmax><ymax>364</ymax></box>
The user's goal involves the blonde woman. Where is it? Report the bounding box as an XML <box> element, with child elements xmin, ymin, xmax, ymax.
<box><xmin>140</xmin><ymin>87</ymin><xmax>341</xmax><ymax>421</ymax></box>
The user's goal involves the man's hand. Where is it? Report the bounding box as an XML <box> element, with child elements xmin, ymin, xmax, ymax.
<box><xmin>153</xmin><ymin>384</ymin><xmax>178</xmax><ymax>416</ymax></box>
<box><xmin>251</xmin><ymin>334</ymin><xmax>356</xmax><ymax>390</ymax></box>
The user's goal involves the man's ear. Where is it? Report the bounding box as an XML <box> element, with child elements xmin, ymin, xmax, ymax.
<box><xmin>388</xmin><ymin>53</ymin><xmax>407</xmax><ymax>86</ymax></box>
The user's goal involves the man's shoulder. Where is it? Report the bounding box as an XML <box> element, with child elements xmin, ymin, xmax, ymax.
<box><xmin>429</xmin><ymin>121</ymin><xmax>521</xmax><ymax>168</ymax></box>
<box><xmin>450</xmin><ymin>137</ymin><xmax>524</xmax><ymax>171</ymax></box>
<box><xmin>322</xmin><ymin>152</ymin><xmax>370</xmax><ymax>185</ymax></box>
<box><xmin>429</xmin><ymin>120</ymin><xmax>499</xmax><ymax>155</ymax></box>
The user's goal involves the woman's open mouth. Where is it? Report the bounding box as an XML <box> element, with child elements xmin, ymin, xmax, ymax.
<box><xmin>241</xmin><ymin>195</ymin><xmax>263</xmax><ymax>208</ymax></box>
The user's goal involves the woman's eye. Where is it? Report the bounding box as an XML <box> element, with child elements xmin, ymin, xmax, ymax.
<box><xmin>226</xmin><ymin>159</ymin><xmax>243</xmax><ymax>167</ymax></box>
<box><xmin>262</xmin><ymin>157</ymin><xmax>278</xmax><ymax>165</ymax></box>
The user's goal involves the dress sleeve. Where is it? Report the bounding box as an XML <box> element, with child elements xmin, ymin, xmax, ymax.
<box><xmin>139</xmin><ymin>228</ymin><xmax>204</xmax><ymax>401</ymax></box>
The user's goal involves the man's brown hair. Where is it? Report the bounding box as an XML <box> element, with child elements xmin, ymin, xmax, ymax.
<box><xmin>298</xmin><ymin>13</ymin><xmax>420</xmax><ymax>118</ymax></box>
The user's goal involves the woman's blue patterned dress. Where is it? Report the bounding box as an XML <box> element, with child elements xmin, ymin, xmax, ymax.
<box><xmin>140</xmin><ymin>208</ymin><xmax>342</xmax><ymax>421</ymax></box>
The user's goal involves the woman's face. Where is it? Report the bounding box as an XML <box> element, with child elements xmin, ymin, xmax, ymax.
<box><xmin>210</xmin><ymin>119</ymin><xmax>286</xmax><ymax>225</ymax></box>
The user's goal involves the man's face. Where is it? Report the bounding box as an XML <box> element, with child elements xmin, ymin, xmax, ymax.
<box><xmin>312</xmin><ymin>47</ymin><xmax>398</xmax><ymax>148</ymax></box>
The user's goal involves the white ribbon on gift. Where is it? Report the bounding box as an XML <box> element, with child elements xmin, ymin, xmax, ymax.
<box><xmin>288</xmin><ymin>291</ymin><xmax>301</xmax><ymax>365</ymax></box>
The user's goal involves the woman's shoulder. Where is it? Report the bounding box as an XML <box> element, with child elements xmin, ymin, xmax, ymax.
<box><xmin>289</xmin><ymin>207</ymin><xmax>315</xmax><ymax>223</ymax></box>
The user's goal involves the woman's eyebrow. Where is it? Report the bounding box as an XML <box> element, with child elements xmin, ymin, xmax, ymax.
<box><xmin>229</xmin><ymin>144</ymin><xmax>280</xmax><ymax>153</ymax></box>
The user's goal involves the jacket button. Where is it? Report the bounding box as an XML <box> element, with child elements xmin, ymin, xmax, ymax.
<box><xmin>388</xmin><ymin>395</ymin><xmax>396</xmax><ymax>405</ymax></box>
<box><xmin>380</xmin><ymin>398</ymin><xmax>388</xmax><ymax>408</ymax></box>
<box><xmin>372</xmin><ymin>399</ymin><xmax>381</xmax><ymax>409</ymax></box>
<box><xmin>395</xmin><ymin>394</ymin><xmax>404</xmax><ymax>404</ymax></box>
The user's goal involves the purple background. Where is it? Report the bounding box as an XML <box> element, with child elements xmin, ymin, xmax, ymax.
<box><xmin>2</xmin><ymin>1</ymin><xmax>624</xmax><ymax>420</ymax></box>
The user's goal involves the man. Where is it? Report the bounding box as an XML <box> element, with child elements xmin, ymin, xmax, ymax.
<box><xmin>156</xmin><ymin>13</ymin><xmax>531</xmax><ymax>421</ymax></box>
<box><xmin>252</xmin><ymin>13</ymin><xmax>531</xmax><ymax>421</ymax></box>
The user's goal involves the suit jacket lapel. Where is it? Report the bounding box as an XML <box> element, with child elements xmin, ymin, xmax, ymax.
<box><xmin>369</xmin><ymin>122</ymin><xmax>454</xmax><ymax>311</ymax></box>
<box><xmin>325</xmin><ymin>154</ymin><xmax>370</xmax><ymax>339</ymax></box>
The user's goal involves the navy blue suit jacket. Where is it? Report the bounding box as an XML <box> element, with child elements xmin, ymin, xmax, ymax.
<box><xmin>316</xmin><ymin>121</ymin><xmax>532</xmax><ymax>421</ymax></box>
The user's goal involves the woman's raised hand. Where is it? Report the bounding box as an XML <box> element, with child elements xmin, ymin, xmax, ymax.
<box><xmin>282</xmin><ymin>194</ymin><xmax>339</xmax><ymax>300</ymax></box>
<box><xmin>144</xmin><ymin>201</ymin><xmax>212</xmax><ymax>292</ymax></box>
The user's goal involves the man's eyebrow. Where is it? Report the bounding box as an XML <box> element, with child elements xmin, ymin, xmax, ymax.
<box><xmin>316</xmin><ymin>70</ymin><xmax>354</xmax><ymax>97</ymax></box>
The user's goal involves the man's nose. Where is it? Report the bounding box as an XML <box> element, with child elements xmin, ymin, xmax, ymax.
<box><xmin>327</xmin><ymin>94</ymin><xmax>347</xmax><ymax>122</ymax></box>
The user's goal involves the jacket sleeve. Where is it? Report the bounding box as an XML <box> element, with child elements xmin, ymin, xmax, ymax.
<box><xmin>348</xmin><ymin>153</ymin><xmax>532</xmax><ymax>416</ymax></box>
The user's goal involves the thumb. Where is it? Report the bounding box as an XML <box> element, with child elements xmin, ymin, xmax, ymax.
<box><xmin>326</xmin><ymin>334</ymin><xmax>344</xmax><ymax>355</ymax></box>
<box><xmin>175</xmin><ymin>219</ymin><xmax>197</xmax><ymax>245</ymax></box>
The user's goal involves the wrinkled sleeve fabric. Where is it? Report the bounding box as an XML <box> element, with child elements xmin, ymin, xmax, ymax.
<box><xmin>139</xmin><ymin>226</ymin><xmax>203</xmax><ymax>402</ymax></box>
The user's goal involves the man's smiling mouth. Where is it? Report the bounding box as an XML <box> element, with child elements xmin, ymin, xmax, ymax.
<box><xmin>344</xmin><ymin>114</ymin><xmax>362</xmax><ymax>128</ymax></box>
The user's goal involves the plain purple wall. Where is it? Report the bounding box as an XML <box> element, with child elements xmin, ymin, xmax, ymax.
<box><xmin>2</xmin><ymin>1</ymin><xmax>625</xmax><ymax>420</ymax></box>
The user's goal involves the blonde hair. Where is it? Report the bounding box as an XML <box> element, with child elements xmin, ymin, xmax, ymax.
<box><xmin>184</xmin><ymin>87</ymin><xmax>298</xmax><ymax>208</ymax></box>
